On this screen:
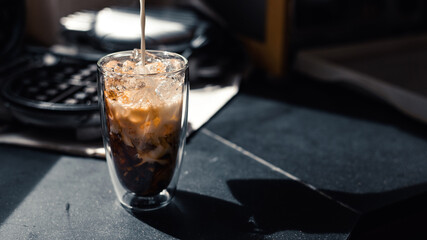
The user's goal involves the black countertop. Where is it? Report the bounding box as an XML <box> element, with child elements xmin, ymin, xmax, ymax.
<box><xmin>1</xmin><ymin>72</ymin><xmax>427</xmax><ymax>239</ymax></box>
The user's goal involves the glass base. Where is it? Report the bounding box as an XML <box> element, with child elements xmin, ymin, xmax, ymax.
<box><xmin>119</xmin><ymin>189</ymin><xmax>173</xmax><ymax>212</ymax></box>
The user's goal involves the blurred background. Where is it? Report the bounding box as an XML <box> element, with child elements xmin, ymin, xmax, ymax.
<box><xmin>1</xmin><ymin>0</ymin><xmax>427</xmax><ymax>139</ymax></box>
<box><xmin>2</xmin><ymin>0</ymin><xmax>427</xmax><ymax>65</ymax></box>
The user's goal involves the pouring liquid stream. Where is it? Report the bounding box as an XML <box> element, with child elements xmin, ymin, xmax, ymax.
<box><xmin>140</xmin><ymin>0</ymin><xmax>146</xmax><ymax>65</ymax></box>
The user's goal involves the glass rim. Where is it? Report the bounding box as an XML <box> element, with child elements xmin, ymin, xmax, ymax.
<box><xmin>97</xmin><ymin>50</ymin><xmax>188</xmax><ymax>77</ymax></box>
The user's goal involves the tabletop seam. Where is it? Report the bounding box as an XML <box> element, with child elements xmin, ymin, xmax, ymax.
<box><xmin>201</xmin><ymin>128</ymin><xmax>361</xmax><ymax>215</ymax></box>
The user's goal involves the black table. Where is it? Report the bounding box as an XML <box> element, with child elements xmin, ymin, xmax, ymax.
<box><xmin>1</xmin><ymin>72</ymin><xmax>427</xmax><ymax>239</ymax></box>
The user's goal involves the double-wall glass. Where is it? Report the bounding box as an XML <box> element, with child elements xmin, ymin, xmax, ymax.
<box><xmin>97</xmin><ymin>50</ymin><xmax>189</xmax><ymax>211</ymax></box>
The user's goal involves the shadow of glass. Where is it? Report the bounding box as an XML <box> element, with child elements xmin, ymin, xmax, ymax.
<box><xmin>131</xmin><ymin>179</ymin><xmax>427</xmax><ymax>238</ymax></box>
<box><xmin>131</xmin><ymin>190</ymin><xmax>263</xmax><ymax>240</ymax></box>
<box><xmin>229</xmin><ymin>179</ymin><xmax>427</xmax><ymax>239</ymax></box>
<box><xmin>323</xmin><ymin>182</ymin><xmax>427</xmax><ymax>214</ymax></box>
<box><xmin>227</xmin><ymin>179</ymin><xmax>358</xmax><ymax>235</ymax></box>
<box><xmin>338</xmin><ymin>183</ymin><xmax>427</xmax><ymax>239</ymax></box>
<box><xmin>0</xmin><ymin>146</ymin><xmax>59</xmax><ymax>225</ymax></box>
<box><xmin>131</xmin><ymin>180</ymin><xmax>360</xmax><ymax>239</ymax></box>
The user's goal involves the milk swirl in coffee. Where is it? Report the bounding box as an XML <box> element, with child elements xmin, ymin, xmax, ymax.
<box><xmin>101</xmin><ymin>50</ymin><xmax>185</xmax><ymax>196</ymax></box>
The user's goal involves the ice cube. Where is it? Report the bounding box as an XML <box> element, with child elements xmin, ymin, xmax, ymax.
<box><xmin>134</xmin><ymin>62</ymin><xmax>167</xmax><ymax>75</ymax></box>
<box><xmin>142</xmin><ymin>51</ymin><xmax>160</xmax><ymax>63</ymax></box>
<box><xmin>114</xmin><ymin>65</ymin><xmax>123</xmax><ymax>74</ymax></box>
<box><xmin>146</xmin><ymin>62</ymin><xmax>166</xmax><ymax>74</ymax></box>
<box><xmin>126</xmin><ymin>77</ymin><xmax>146</xmax><ymax>90</ymax></box>
<box><xmin>134</xmin><ymin>63</ymin><xmax>149</xmax><ymax>75</ymax></box>
<box><xmin>155</xmin><ymin>78</ymin><xmax>181</xmax><ymax>101</ymax></box>
<box><xmin>122</xmin><ymin>60</ymin><xmax>136</xmax><ymax>74</ymax></box>
<box><xmin>131</xmin><ymin>48</ymin><xmax>142</xmax><ymax>62</ymax></box>
<box><xmin>104</xmin><ymin>60</ymin><xmax>119</xmax><ymax>71</ymax></box>
<box><xmin>164</xmin><ymin>59</ymin><xmax>184</xmax><ymax>73</ymax></box>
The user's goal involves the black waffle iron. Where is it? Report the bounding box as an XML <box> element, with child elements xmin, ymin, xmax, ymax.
<box><xmin>1</xmin><ymin>54</ymin><xmax>99</xmax><ymax>128</ymax></box>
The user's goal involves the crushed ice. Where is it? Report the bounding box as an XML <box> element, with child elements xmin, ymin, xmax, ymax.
<box><xmin>104</xmin><ymin>49</ymin><xmax>185</xmax><ymax>103</ymax></box>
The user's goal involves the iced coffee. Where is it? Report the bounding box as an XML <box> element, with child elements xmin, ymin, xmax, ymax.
<box><xmin>97</xmin><ymin>49</ymin><xmax>188</xmax><ymax>210</ymax></box>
